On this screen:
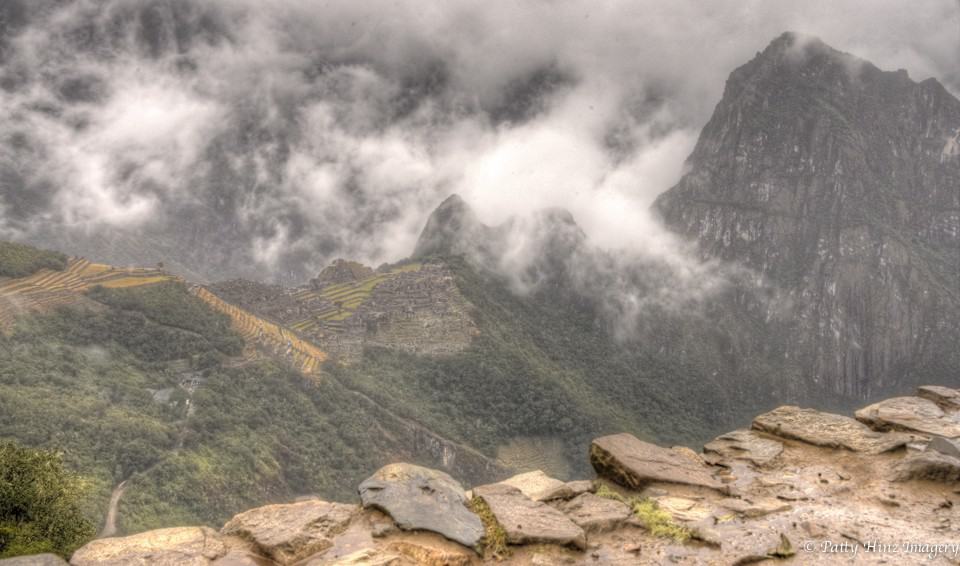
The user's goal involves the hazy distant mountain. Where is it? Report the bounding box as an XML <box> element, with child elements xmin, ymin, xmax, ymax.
<box><xmin>656</xmin><ymin>32</ymin><xmax>960</xmax><ymax>399</ymax></box>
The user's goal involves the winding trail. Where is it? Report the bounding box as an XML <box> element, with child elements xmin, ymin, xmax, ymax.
<box><xmin>99</xmin><ymin>480</ymin><xmax>127</xmax><ymax>538</ymax></box>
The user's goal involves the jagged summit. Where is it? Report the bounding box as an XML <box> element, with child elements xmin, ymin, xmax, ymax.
<box><xmin>655</xmin><ymin>33</ymin><xmax>960</xmax><ymax>399</ymax></box>
<box><xmin>412</xmin><ymin>194</ymin><xmax>489</xmax><ymax>259</ymax></box>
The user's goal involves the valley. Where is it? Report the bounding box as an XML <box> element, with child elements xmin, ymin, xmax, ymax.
<box><xmin>0</xmin><ymin>31</ymin><xmax>957</xmax><ymax>559</ymax></box>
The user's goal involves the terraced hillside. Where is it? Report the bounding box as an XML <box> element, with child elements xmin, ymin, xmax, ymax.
<box><xmin>0</xmin><ymin>256</ymin><xmax>180</xmax><ymax>332</ymax></box>
<box><xmin>294</xmin><ymin>263</ymin><xmax>422</xmax><ymax>328</ymax></box>
<box><xmin>190</xmin><ymin>286</ymin><xmax>327</xmax><ymax>375</ymax></box>
<box><xmin>210</xmin><ymin>260</ymin><xmax>477</xmax><ymax>362</ymax></box>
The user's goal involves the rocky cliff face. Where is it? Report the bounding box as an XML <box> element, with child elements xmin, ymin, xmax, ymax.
<box><xmin>655</xmin><ymin>32</ymin><xmax>960</xmax><ymax>399</ymax></box>
<box><xmin>61</xmin><ymin>384</ymin><xmax>960</xmax><ymax>565</ymax></box>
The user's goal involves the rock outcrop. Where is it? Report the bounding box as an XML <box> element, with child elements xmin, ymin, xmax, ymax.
<box><xmin>752</xmin><ymin>405</ymin><xmax>913</xmax><ymax>453</ymax></box>
<box><xmin>70</xmin><ymin>527</ymin><xmax>227</xmax><ymax>565</ymax></box>
<box><xmin>655</xmin><ymin>32</ymin><xmax>960</xmax><ymax>400</ymax></box>
<box><xmin>62</xmin><ymin>385</ymin><xmax>960</xmax><ymax>565</ymax></box>
<box><xmin>357</xmin><ymin>463</ymin><xmax>484</xmax><ymax>550</ymax></box>
<box><xmin>220</xmin><ymin>500</ymin><xmax>357</xmax><ymax>564</ymax></box>
<box><xmin>472</xmin><ymin>483</ymin><xmax>587</xmax><ymax>550</ymax></box>
<box><xmin>856</xmin><ymin>396</ymin><xmax>960</xmax><ymax>438</ymax></box>
<box><xmin>590</xmin><ymin>433</ymin><xmax>725</xmax><ymax>491</ymax></box>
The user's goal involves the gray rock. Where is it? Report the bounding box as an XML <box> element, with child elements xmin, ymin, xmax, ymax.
<box><xmin>855</xmin><ymin>396</ymin><xmax>960</xmax><ymax>438</ymax></box>
<box><xmin>590</xmin><ymin>433</ymin><xmax>724</xmax><ymax>491</ymax></box>
<box><xmin>70</xmin><ymin>526</ymin><xmax>227</xmax><ymax>566</ymax></box>
<box><xmin>556</xmin><ymin>492</ymin><xmax>631</xmax><ymax>533</ymax></box>
<box><xmin>473</xmin><ymin>483</ymin><xmax>586</xmax><ymax>550</ymax></box>
<box><xmin>221</xmin><ymin>500</ymin><xmax>357</xmax><ymax>565</ymax></box>
<box><xmin>721</xmin><ymin>528</ymin><xmax>795</xmax><ymax>564</ymax></box>
<box><xmin>928</xmin><ymin>436</ymin><xmax>960</xmax><ymax>459</ymax></box>
<box><xmin>0</xmin><ymin>555</ymin><xmax>68</xmax><ymax>566</ymax></box>
<box><xmin>357</xmin><ymin>463</ymin><xmax>483</xmax><ymax>550</ymax></box>
<box><xmin>539</xmin><ymin>480</ymin><xmax>595</xmax><ymax>501</ymax></box>
<box><xmin>889</xmin><ymin>451</ymin><xmax>960</xmax><ymax>482</ymax></box>
<box><xmin>752</xmin><ymin>406</ymin><xmax>911</xmax><ymax>453</ymax></box>
<box><xmin>703</xmin><ymin>429</ymin><xmax>783</xmax><ymax>467</ymax></box>
<box><xmin>916</xmin><ymin>386</ymin><xmax>960</xmax><ymax>410</ymax></box>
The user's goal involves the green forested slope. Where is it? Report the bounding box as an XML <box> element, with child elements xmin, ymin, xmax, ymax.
<box><xmin>0</xmin><ymin>282</ymin><xmax>387</xmax><ymax>535</ymax></box>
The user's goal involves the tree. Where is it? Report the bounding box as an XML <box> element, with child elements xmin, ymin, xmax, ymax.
<box><xmin>0</xmin><ymin>441</ymin><xmax>95</xmax><ymax>558</ymax></box>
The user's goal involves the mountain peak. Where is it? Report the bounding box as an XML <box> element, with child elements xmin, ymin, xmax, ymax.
<box><xmin>655</xmin><ymin>33</ymin><xmax>960</xmax><ymax>399</ymax></box>
<box><xmin>412</xmin><ymin>194</ymin><xmax>487</xmax><ymax>259</ymax></box>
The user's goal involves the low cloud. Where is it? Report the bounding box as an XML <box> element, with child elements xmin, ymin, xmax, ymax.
<box><xmin>0</xmin><ymin>0</ymin><xmax>956</xmax><ymax>286</ymax></box>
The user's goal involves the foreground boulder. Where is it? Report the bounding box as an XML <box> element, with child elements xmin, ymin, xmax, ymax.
<box><xmin>590</xmin><ymin>433</ymin><xmax>724</xmax><ymax>491</ymax></box>
<box><xmin>928</xmin><ymin>436</ymin><xmax>960</xmax><ymax>459</ymax></box>
<box><xmin>889</xmin><ymin>450</ymin><xmax>960</xmax><ymax>482</ymax></box>
<box><xmin>752</xmin><ymin>406</ymin><xmax>911</xmax><ymax>453</ymax></box>
<box><xmin>221</xmin><ymin>499</ymin><xmax>357</xmax><ymax>564</ymax></box>
<box><xmin>916</xmin><ymin>385</ymin><xmax>960</xmax><ymax>409</ymax></box>
<box><xmin>70</xmin><ymin>527</ymin><xmax>226</xmax><ymax>566</ymax></box>
<box><xmin>855</xmin><ymin>396</ymin><xmax>960</xmax><ymax>438</ymax></box>
<box><xmin>473</xmin><ymin>483</ymin><xmax>587</xmax><ymax>550</ymax></box>
<box><xmin>358</xmin><ymin>463</ymin><xmax>483</xmax><ymax>549</ymax></box>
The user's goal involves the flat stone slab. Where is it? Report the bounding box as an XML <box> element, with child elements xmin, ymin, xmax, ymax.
<box><xmin>556</xmin><ymin>492</ymin><xmax>631</xmax><ymax>532</ymax></box>
<box><xmin>539</xmin><ymin>480</ymin><xmax>595</xmax><ymax>501</ymax></box>
<box><xmin>473</xmin><ymin>483</ymin><xmax>586</xmax><ymax>550</ymax></box>
<box><xmin>916</xmin><ymin>385</ymin><xmax>960</xmax><ymax>409</ymax></box>
<box><xmin>590</xmin><ymin>433</ymin><xmax>724</xmax><ymax>491</ymax></box>
<box><xmin>499</xmin><ymin>470</ymin><xmax>565</xmax><ymax>501</ymax></box>
<box><xmin>221</xmin><ymin>500</ymin><xmax>357</xmax><ymax>565</ymax></box>
<box><xmin>358</xmin><ymin>463</ymin><xmax>483</xmax><ymax>550</ymax></box>
<box><xmin>752</xmin><ymin>406</ymin><xmax>911</xmax><ymax>453</ymax></box>
<box><xmin>855</xmin><ymin>396</ymin><xmax>960</xmax><ymax>439</ymax></box>
<box><xmin>889</xmin><ymin>451</ymin><xmax>960</xmax><ymax>482</ymax></box>
<box><xmin>703</xmin><ymin>524</ymin><xmax>795</xmax><ymax>564</ymax></box>
<box><xmin>703</xmin><ymin>429</ymin><xmax>783</xmax><ymax>467</ymax></box>
<box><xmin>70</xmin><ymin>526</ymin><xmax>227</xmax><ymax>566</ymax></box>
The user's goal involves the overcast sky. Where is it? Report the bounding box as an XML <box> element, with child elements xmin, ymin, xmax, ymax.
<box><xmin>1</xmin><ymin>0</ymin><xmax>958</xmax><ymax>277</ymax></box>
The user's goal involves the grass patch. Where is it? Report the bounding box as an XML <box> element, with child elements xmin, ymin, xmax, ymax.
<box><xmin>595</xmin><ymin>483</ymin><xmax>691</xmax><ymax>542</ymax></box>
<box><xmin>468</xmin><ymin>496</ymin><xmax>509</xmax><ymax>558</ymax></box>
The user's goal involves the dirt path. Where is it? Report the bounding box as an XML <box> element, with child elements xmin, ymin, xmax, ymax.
<box><xmin>99</xmin><ymin>480</ymin><xmax>127</xmax><ymax>538</ymax></box>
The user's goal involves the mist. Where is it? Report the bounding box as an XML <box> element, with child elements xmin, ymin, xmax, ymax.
<box><xmin>0</xmin><ymin>0</ymin><xmax>957</xmax><ymax>284</ymax></box>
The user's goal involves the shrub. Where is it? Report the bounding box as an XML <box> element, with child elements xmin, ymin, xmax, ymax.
<box><xmin>0</xmin><ymin>441</ymin><xmax>95</xmax><ymax>558</ymax></box>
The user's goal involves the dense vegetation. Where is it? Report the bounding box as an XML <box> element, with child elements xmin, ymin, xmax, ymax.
<box><xmin>0</xmin><ymin>441</ymin><xmax>95</xmax><ymax>558</ymax></box>
<box><xmin>0</xmin><ymin>253</ymin><xmax>804</xmax><ymax>543</ymax></box>
<box><xmin>0</xmin><ymin>282</ymin><xmax>388</xmax><ymax>538</ymax></box>
<box><xmin>0</xmin><ymin>241</ymin><xmax>67</xmax><ymax>278</ymax></box>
